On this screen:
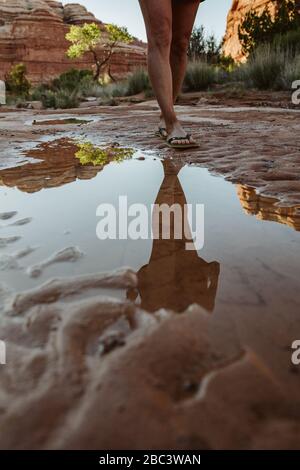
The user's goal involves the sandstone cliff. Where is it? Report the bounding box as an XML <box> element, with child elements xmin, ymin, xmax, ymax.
<box><xmin>223</xmin><ymin>0</ymin><xmax>279</xmax><ymax>61</ymax></box>
<box><xmin>0</xmin><ymin>0</ymin><xmax>147</xmax><ymax>84</ymax></box>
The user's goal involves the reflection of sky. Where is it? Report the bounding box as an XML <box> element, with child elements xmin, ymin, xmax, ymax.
<box><xmin>1</xmin><ymin>158</ymin><xmax>299</xmax><ymax>309</ymax></box>
<box><xmin>61</xmin><ymin>0</ymin><xmax>233</xmax><ymax>42</ymax></box>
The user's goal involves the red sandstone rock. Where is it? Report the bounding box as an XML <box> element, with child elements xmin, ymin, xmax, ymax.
<box><xmin>0</xmin><ymin>0</ymin><xmax>147</xmax><ymax>84</ymax></box>
<box><xmin>223</xmin><ymin>0</ymin><xmax>300</xmax><ymax>62</ymax></box>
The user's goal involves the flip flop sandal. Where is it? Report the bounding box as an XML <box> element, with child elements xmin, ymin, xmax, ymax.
<box><xmin>166</xmin><ymin>134</ymin><xmax>199</xmax><ymax>149</ymax></box>
<box><xmin>155</xmin><ymin>127</ymin><xmax>168</xmax><ymax>140</ymax></box>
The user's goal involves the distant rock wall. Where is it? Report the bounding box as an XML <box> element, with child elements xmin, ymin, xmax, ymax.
<box><xmin>223</xmin><ymin>0</ymin><xmax>279</xmax><ymax>61</ymax></box>
<box><xmin>0</xmin><ymin>0</ymin><xmax>147</xmax><ymax>84</ymax></box>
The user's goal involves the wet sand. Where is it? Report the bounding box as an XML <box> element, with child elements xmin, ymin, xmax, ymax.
<box><xmin>0</xmin><ymin>97</ymin><xmax>300</xmax><ymax>449</ymax></box>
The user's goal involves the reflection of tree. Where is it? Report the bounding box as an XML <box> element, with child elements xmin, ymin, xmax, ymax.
<box><xmin>75</xmin><ymin>142</ymin><xmax>134</xmax><ymax>166</ymax></box>
<box><xmin>0</xmin><ymin>139</ymin><xmax>134</xmax><ymax>193</ymax></box>
<box><xmin>128</xmin><ymin>159</ymin><xmax>220</xmax><ymax>313</ymax></box>
<box><xmin>237</xmin><ymin>185</ymin><xmax>300</xmax><ymax>232</ymax></box>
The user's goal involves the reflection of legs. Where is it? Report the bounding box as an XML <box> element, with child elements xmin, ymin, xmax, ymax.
<box><xmin>138</xmin><ymin>0</ymin><xmax>196</xmax><ymax>144</ymax></box>
<box><xmin>171</xmin><ymin>0</ymin><xmax>202</xmax><ymax>102</ymax></box>
<box><xmin>131</xmin><ymin>160</ymin><xmax>220</xmax><ymax>312</ymax></box>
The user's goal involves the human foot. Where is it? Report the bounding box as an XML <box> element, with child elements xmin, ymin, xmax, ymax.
<box><xmin>156</xmin><ymin>117</ymin><xmax>167</xmax><ymax>139</ymax></box>
<box><xmin>166</xmin><ymin>121</ymin><xmax>198</xmax><ymax>148</ymax></box>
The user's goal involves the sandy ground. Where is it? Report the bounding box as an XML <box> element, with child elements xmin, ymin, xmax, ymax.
<box><xmin>1</xmin><ymin>91</ymin><xmax>300</xmax><ymax>205</ymax></box>
<box><xmin>0</xmin><ymin>95</ymin><xmax>300</xmax><ymax>450</ymax></box>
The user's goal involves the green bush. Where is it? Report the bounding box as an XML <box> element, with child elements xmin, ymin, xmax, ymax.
<box><xmin>77</xmin><ymin>80</ymin><xmax>104</xmax><ymax>98</ymax></box>
<box><xmin>30</xmin><ymin>83</ymin><xmax>49</xmax><ymax>101</ymax></box>
<box><xmin>54</xmin><ymin>90</ymin><xmax>81</xmax><ymax>109</ymax></box>
<box><xmin>184</xmin><ymin>61</ymin><xmax>216</xmax><ymax>91</ymax></box>
<box><xmin>126</xmin><ymin>68</ymin><xmax>151</xmax><ymax>96</ymax></box>
<box><xmin>40</xmin><ymin>89</ymin><xmax>81</xmax><ymax>109</ymax></box>
<box><xmin>40</xmin><ymin>90</ymin><xmax>57</xmax><ymax>108</ymax></box>
<box><xmin>109</xmin><ymin>81</ymin><xmax>129</xmax><ymax>97</ymax></box>
<box><xmin>244</xmin><ymin>44</ymin><xmax>285</xmax><ymax>89</ymax></box>
<box><xmin>240</xmin><ymin>42</ymin><xmax>300</xmax><ymax>90</ymax></box>
<box><xmin>281</xmin><ymin>55</ymin><xmax>300</xmax><ymax>89</ymax></box>
<box><xmin>52</xmin><ymin>68</ymin><xmax>93</xmax><ymax>92</ymax></box>
<box><xmin>273</xmin><ymin>28</ymin><xmax>300</xmax><ymax>56</ymax></box>
<box><xmin>5</xmin><ymin>63</ymin><xmax>31</xmax><ymax>96</ymax></box>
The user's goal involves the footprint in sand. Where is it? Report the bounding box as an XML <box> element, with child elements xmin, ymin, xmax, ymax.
<box><xmin>0</xmin><ymin>236</ymin><xmax>21</xmax><ymax>248</ymax></box>
<box><xmin>9</xmin><ymin>217</ymin><xmax>33</xmax><ymax>227</ymax></box>
<box><xmin>0</xmin><ymin>211</ymin><xmax>18</xmax><ymax>221</ymax></box>
<box><xmin>27</xmin><ymin>246</ymin><xmax>84</xmax><ymax>278</ymax></box>
<box><xmin>0</xmin><ymin>246</ymin><xmax>38</xmax><ymax>271</ymax></box>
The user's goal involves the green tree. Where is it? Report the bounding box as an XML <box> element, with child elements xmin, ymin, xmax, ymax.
<box><xmin>188</xmin><ymin>26</ymin><xmax>206</xmax><ymax>61</ymax></box>
<box><xmin>188</xmin><ymin>26</ymin><xmax>222</xmax><ymax>64</ymax></box>
<box><xmin>205</xmin><ymin>33</ymin><xmax>222</xmax><ymax>64</ymax></box>
<box><xmin>239</xmin><ymin>0</ymin><xmax>300</xmax><ymax>56</ymax></box>
<box><xmin>5</xmin><ymin>63</ymin><xmax>31</xmax><ymax>96</ymax></box>
<box><xmin>75</xmin><ymin>141</ymin><xmax>134</xmax><ymax>166</ymax></box>
<box><xmin>66</xmin><ymin>22</ymin><xmax>133</xmax><ymax>81</ymax></box>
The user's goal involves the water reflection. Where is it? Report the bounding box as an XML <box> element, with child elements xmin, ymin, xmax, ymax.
<box><xmin>237</xmin><ymin>185</ymin><xmax>300</xmax><ymax>232</ymax></box>
<box><xmin>0</xmin><ymin>139</ymin><xmax>134</xmax><ymax>193</ymax></box>
<box><xmin>3</xmin><ymin>140</ymin><xmax>300</xmax><ymax>315</ymax></box>
<box><xmin>32</xmin><ymin>118</ymin><xmax>92</xmax><ymax>126</ymax></box>
<box><xmin>128</xmin><ymin>159</ymin><xmax>220</xmax><ymax>312</ymax></box>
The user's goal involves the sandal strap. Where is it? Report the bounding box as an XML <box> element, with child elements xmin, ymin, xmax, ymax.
<box><xmin>167</xmin><ymin>134</ymin><xmax>191</xmax><ymax>144</ymax></box>
<box><xmin>158</xmin><ymin>127</ymin><xmax>167</xmax><ymax>137</ymax></box>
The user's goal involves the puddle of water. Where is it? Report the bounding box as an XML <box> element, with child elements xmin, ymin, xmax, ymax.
<box><xmin>237</xmin><ymin>185</ymin><xmax>300</xmax><ymax>231</ymax></box>
<box><xmin>32</xmin><ymin>118</ymin><xmax>92</xmax><ymax>126</ymax></box>
<box><xmin>0</xmin><ymin>139</ymin><xmax>300</xmax><ymax>316</ymax></box>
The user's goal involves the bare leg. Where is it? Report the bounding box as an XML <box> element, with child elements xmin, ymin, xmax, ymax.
<box><xmin>139</xmin><ymin>0</ymin><xmax>191</xmax><ymax>144</ymax></box>
<box><xmin>171</xmin><ymin>0</ymin><xmax>202</xmax><ymax>102</ymax></box>
<box><xmin>159</xmin><ymin>0</ymin><xmax>201</xmax><ymax>139</ymax></box>
<box><xmin>138</xmin><ymin>0</ymin><xmax>175</xmax><ymax>129</ymax></box>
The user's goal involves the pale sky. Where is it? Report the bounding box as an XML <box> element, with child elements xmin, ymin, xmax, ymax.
<box><xmin>62</xmin><ymin>0</ymin><xmax>233</xmax><ymax>42</ymax></box>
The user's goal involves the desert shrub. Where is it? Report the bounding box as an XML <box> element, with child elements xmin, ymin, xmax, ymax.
<box><xmin>244</xmin><ymin>44</ymin><xmax>285</xmax><ymax>89</ymax></box>
<box><xmin>52</xmin><ymin>69</ymin><xmax>93</xmax><ymax>92</ymax></box>
<box><xmin>77</xmin><ymin>80</ymin><xmax>104</xmax><ymax>98</ymax></box>
<box><xmin>280</xmin><ymin>55</ymin><xmax>300</xmax><ymax>89</ymax></box>
<box><xmin>126</xmin><ymin>68</ymin><xmax>151</xmax><ymax>96</ymax></box>
<box><xmin>39</xmin><ymin>90</ymin><xmax>57</xmax><ymax>108</ymax></box>
<box><xmin>5</xmin><ymin>63</ymin><xmax>31</xmax><ymax>96</ymax></box>
<box><xmin>184</xmin><ymin>61</ymin><xmax>216</xmax><ymax>91</ymax></box>
<box><xmin>54</xmin><ymin>89</ymin><xmax>81</xmax><ymax>108</ymax></box>
<box><xmin>30</xmin><ymin>83</ymin><xmax>49</xmax><ymax>101</ymax></box>
<box><xmin>40</xmin><ymin>89</ymin><xmax>81</xmax><ymax>109</ymax></box>
<box><xmin>273</xmin><ymin>28</ymin><xmax>300</xmax><ymax>56</ymax></box>
<box><xmin>214</xmin><ymin>67</ymin><xmax>231</xmax><ymax>84</ymax></box>
<box><xmin>240</xmin><ymin>42</ymin><xmax>300</xmax><ymax>90</ymax></box>
<box><xmin>227</xmin><ymin>65</ymin><xmax>252</xmax><ymax>87</ymax></box>
<box><xmin>109</xmin><ymin>81</ymin><xmax>129</xmax><ymax>97</ymax></box>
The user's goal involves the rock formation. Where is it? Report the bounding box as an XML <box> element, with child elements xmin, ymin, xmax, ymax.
<box><xmin>223</xmin><ymin>0</ymin><xmax>300</xmax><ymax>61</ymax></box>
<box><xmin>0</xmin><ymin>0</ymin><xmax>147</xmax><ymax>84</ymax></box>
<box><xmin>0</xmin><ymin>138</ymin><xmax>115</xmax><ymax>193</ymax></box>
<box><xmin>237</xmin><ymin>184</ymin><xmax>300</xmax><ymax>231</ymax></box>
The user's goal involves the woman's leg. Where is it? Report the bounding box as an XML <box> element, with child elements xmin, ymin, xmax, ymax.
<box><xmin>171</xmin><ymin>0</ymin><xmax>202</xmax><ymax>102</ymax></box>
<box><xmin>139</xmin><ymin>0</ymin><xmax>200</xmax><ymax>144</ymax></box>
<box><xmin>138</xmin><ymin>0</ymin><xmax>176</xmax><ymax>131</ymax></box>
